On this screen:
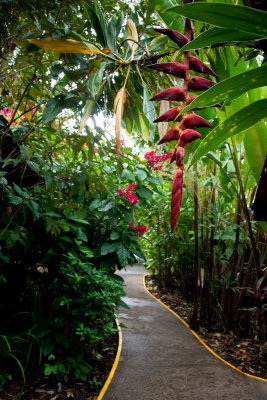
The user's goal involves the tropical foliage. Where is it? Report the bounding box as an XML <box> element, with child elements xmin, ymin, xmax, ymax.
<box><xmin>1</xmin><ymin>0</ymin><xmax>267</xmax><ymax>394</ymax></box>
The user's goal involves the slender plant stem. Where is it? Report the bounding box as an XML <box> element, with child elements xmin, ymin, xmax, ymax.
<box><xmin>229</xmin><ymin>138</ymin><xmax>259</xmax><ymax>272</ymax></box>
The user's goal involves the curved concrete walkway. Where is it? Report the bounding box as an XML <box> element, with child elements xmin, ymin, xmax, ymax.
<box><xmin>104</xmin><ymin>265</ymin><xmax>267</xmax><ymax>400</ymax></box>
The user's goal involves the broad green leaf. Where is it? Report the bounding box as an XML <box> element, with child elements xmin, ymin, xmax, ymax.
<box><xmin>152</xmin><ymin>0</ymin><xmax>184</xmax><ymax>31</ymax></box>
<box><xmin>28</xmin><ymin>37</ymin><xmax>103</xmax><ymax>54</ymax></box>
<box><xmin>110</xmin><ymin>231</ymin><xmax>120</xmax><ymax>240</ymax></box>
<box><xmin>84</xmin><ymin>2</ymin><xmax>108</xmax><ymax>48</ymax></box>
<box><xmin>135</xmin><ymin>168</ymin><xmax>147</xmax><ymax>182</ymax></box>
<box><xmin>107</xmin><ymin>14</ymin><xmax>124</xmax><ymax>52</ymax></box>
<box><xmin>244</xmin><ymin>88</ymin><xmax>267</xmax><ymax>182</ymax></box>
<box><xmin>244</xmin><ymin>121</ymin><xmax>267</xmax><ymax>182</ymax></box>
<box><xmin>181</xmin><ymin>27</ymin><xmax>265</xmax><ymax>51</ymax></box>
<box><xmin>87</xmin><ymin>62</ymin><xmax>106</xmax><ymax>98</ymax></box>
<box><xmin>98</xmin><ymin>200</ymin><xmax>114</xmax><ymax>212</ymax></box>
<box><xmin>147</xmin><ymin>36</ymin><xmax>169</xmax><ymax>53</ymax></box>
<box><xmin>116</xmin><ymin>243</ymin><xmax>130</xmax><ymax>266</ymax></box>
<box><xmin>78</xmin><ymin>100</ymin><xmax>95</xmax><ymax>133</ymax></box>
<box><xmin>143</xmin><ymin>86</ymin><xmax>156</xmax><ymax>139</ymax></box>
<box><xmin>189</xmin><ymin>99</ymin><xmax>267</xmax><ymax>167</ymax></box>
<box><xmin>166</xmin><ymin>3</ymin><xmax>267</xmax><ymax>37</ymax></box>
<box><xmin>100</xmin><ymin>241</ymin><xmax>119</xmax><ymax>255</ymax></box>
<box><xmin>136</xmin><ymin>187</ymin><xmax>153</xmax><ymax>200</ymax></box>
<box><xmin>180</xmin><ymin>65</ymin><xmax>267</xmax><ymax>114</ymax></box>
<box><xmin>122</xmin><ymin>169</ymin><xmax>135</xmax><ymax>181</ymax></box>
<box><xmin>42</xmin><ymin>95</ymin><xmax>67</xmax><ymax>123</ymax></box>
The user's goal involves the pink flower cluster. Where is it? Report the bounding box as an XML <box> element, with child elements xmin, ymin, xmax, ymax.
<box><xmin>144</xmin><ymin>150</ymin><xmax>172</xmax><ymax>170</ymax></box>
<box><xmin>128</xmin><ymin>221</ymin><xmax>148</xmax><ymax>236</ymax></box>
<box><xmin>116</xmin><ymin>182</ymin><xmax>138</xmax><ymax>205</ymax></box>
<box><xmin>0</xmin><ymin>106</ymin><xmax>37</xmax><ymax>126</ymax></box>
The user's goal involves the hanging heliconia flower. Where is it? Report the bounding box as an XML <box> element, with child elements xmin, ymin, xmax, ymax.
<box><xmin>150</xmin><ymin>23</ymin><xmax>218</xmax><ymax>232</ymax></box>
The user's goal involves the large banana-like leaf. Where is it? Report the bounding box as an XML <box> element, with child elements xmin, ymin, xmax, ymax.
<box><xmin>189</xmin><ymin>99</ymin><xmax>267</xmax><ymax>167</ymax></box>
<box><xmin>244</xmin><ymin>88</ymin><xmax>267</xmax><ymax>182</ymax></box>
<box><xmin>28</xmin><ymin>37</ymin><xmax>104</xmax><ymax>54</ymax></box>
<box><xmin>166</xmin><ymin>3</ymin><xmax>267</xmax><ymax>37</ymax></box>
<box><xmin>150</xmin><ymin>0</ymin><xmax>184</xmax><ymax>31</ymax></box>
<box><xmin>181</xmin><ymin>27</ymin><xmax>265</xmax><ymax>51</ymax></box>
<box><xmin>180</xmin><ymin>65</ymin><xmax>267</xmax><ymax>114</ymax></box>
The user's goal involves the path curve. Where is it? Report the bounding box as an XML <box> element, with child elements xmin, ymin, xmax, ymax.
<box><xmin>103</xmin><ymin>265</ymin><xmax>267</xmax><ymax>400</ymax></box>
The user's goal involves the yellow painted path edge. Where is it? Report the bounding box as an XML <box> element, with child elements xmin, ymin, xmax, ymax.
<box><xmin>97</xmin><ymin>318</ymin><xmax>122</xmax><ymax>400</ymax></box>
<box><xmin>143</xmin><ymin>274</ymin><xmax>267</xmax><ymax>383</ymax></box>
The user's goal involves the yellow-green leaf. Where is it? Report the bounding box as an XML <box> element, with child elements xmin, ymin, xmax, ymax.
<box><xmin>28</xmin><ymin>37</ymin><xmax>103</xmax><ymax>54</ymax></box>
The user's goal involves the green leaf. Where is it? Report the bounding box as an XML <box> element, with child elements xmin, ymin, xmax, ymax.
<box><xmin>84</xmin><ymin>2</ymin><xmax>108</xmax><ymax>48</ymax></box>
<box><xmin>98</xmin><ymin>200</ymin><xmax>114</xmax><ymax>212</ymax></box>
<box><xmin>100</xmin><ymin>241</ymin><xmax>119</xmax><ymax>255</ymax></box>
<box><xmin>78</xmin><ymin>100</ymin><xmax>96</xmax><ymax>133</ymax></box>
<box><xmin>122</xmin><ymin>169</ymin><xmax>135</xmax><ymax>181</ymax></box>
<box><xmin>244</xmin><ymin>120</ymin><xmax>267</xmax><ymax>182</ymax></box>
<box><xmin>167</xmin><ymin>3</ymin><xmax>267</xmax><ymax>37</ymax></box>
<box><xmin>117</xmin><ymin>243</ymin><xmax>130</xmax><ymax>266</ymax></box>
<box><xmin>42</xmin><ymin>338</ymin><xmax>56</xmax><ymax>357</ymax></box>
<box><xmin>110</xmin><ymin>231</ymin><xmax>120</xmax><ymax>240</ymax></box>
<box><xmin>181</xmin><ymin>65</ymin><xmax>267</xmax><ymax>114</ymax></box>
<box><xmin>107</xmin><ymin>14</ymin><xmax>124</xmax><ymax>51</ymax></box>
<box><xmin>42</xmin><ymin>95</ymin><xmax>67</xmax><ymax>123</ymax></box>
<box><xmin>181</xmin><ymin>27</ymin><xmax>265</xmax><ymax>51</ymax></box>
<box><xmin>0</xmin><ymin>251</ymin><xmax>10</xmax><ymax>263</ymax></box>
<box><xmin>87</xmin><ymin>61</ymin><xmax>106</xmax><ymax>99</ymax></box>
<box><xmin>143</xmin><ymin>86</ymin><xmax>156</xmax><ymax>140</ymax></box>
<box><xmin>135</xmin><ymin>168</ymin><xmax>147</xmax><ymax>182</ymax></box>
<box><xmin>189</xmin><ymin>99</ymin><xmax>267</xmax><ymax>167</ymax></box>
<box><xmin>43</xmin><ymin>211</ymin><xmax>62</xmax><ymax>218</ymax></box>
<box><xmin>67</xmin><ymin>217</ymin><xmax>89</xmax><ymax>225</ymax></box>
<box><xmin>153</xmin><ymin>0</ymin><xmax>185</xmax><ymax>31</ymax></box>
<box><xmin>147</xmin><ymin>36</ymin><xmax>169</xmax><ymax>53</ymax></box>
<box><xmin>136</xmin><ymin>187</ymin><xmax>153</xmax><ymax>200</ymax></box>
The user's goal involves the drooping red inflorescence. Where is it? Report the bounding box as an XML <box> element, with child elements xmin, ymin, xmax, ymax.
<box><xmin>171</xmin><ymin>168</ymin><xmax>184</xmax><ymax>232</ymax></box>
<box><xmin>149</xmin><ymin>26</ymin><xmax>217</xmax><ymax>231</ymax></box>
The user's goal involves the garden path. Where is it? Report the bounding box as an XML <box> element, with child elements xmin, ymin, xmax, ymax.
<box><xmin>103</xmin><ymin>264</ymin><xmax>267</xmax><ymax>400</ymax></box>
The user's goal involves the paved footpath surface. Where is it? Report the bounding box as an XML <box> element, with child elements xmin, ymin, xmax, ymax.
<box><xmin>104</xmin><ymin>265</ymin><xmax>267</xmax><ymax>400</ymax></box>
